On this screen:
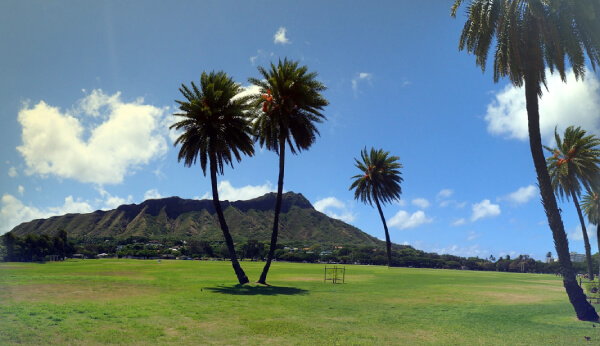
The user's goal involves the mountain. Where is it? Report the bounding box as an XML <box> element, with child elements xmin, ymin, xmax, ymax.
<box><xmin>9</xmin><ymin>192</ymin><xmax>382</xmax><ymax>246</ymax></box>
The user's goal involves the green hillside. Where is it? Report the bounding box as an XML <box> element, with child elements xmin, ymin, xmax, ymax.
<box><xmin>10</xmin><ymin>192</ymin><xmax>382</xmax><ymax>247</ymax></box>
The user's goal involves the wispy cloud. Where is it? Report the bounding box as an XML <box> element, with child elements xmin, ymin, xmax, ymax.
<box><xmin>8</xmin><ymin>166</ymin><xmax>17</xmax><ymax>178</ymax></box>
<box><xmin>452</xmin><ymin>218</ymin><xmax>466</xmax><ymax>226</ymax></box>
<box><xmin>467</xmin><ymin>230</ymin><xmax>481</xmax><ymax>241</ymax></box>
<box><xmin>412</xmin><ymin>198</ymin><xmax>430</xmax><ymax>209</ymax></box>
<box><xmin>437</xmin><ymin>189</ymin><xmax>453</xmax><ymax>200</ymax></box>
<box><xmin>352</xmin><ymin>72</ymin><xmax>373</xmax><ymax>97</ymax></box>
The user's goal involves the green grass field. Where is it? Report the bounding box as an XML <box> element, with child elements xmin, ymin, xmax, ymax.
<box><xmin>1</xmin><ymin>259</ymin><xmax>598</xmax><ymax>345</ymax></box>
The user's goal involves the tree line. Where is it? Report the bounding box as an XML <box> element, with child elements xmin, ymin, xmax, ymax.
<box><xmin>4</xmin><ymin>232</ymin><xmax>592</xmax><ymax>276</ymax></box>
<box><xmin>0</xmin><ymin>229</ymin><xmax>75</xmax><ymax>262</ymax></box>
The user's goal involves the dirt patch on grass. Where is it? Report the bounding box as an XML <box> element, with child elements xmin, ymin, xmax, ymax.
<box><xmin>479</xmin><ymin>291</ymin><xmax>546</xmax><ymax>304</ymax></box>
<box><xmin>1</xmin><ymin>282</ymin><xmax>159</xmax><ymax>303</ymax></box>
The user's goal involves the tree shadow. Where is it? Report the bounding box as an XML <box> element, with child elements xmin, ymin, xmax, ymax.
<box><xmin>206</xmin><ymin>284</ymin><xmax>308</xmax><ymax>296</ymax></box>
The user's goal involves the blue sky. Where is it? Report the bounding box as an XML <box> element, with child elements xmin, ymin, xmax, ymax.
<box><xmin>2</xmin><ymin>1</ymin><xmax>600</xmax><ymax>261</ymax></box>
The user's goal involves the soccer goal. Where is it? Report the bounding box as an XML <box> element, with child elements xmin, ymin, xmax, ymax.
<box><xmin>324</xmin><ymin>265</ymin><xmax>345</xmax><ymax>284</ymax></box>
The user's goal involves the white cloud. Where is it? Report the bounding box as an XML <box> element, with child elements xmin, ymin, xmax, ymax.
<box><xmin>567</xmin><ymin>223</ymin><xmax>596</xmax><ymax>242</ymax></box>
<box><xmin>437</xmin><ymin>189</ymin><xmax>453</xmax><ymax>200</ymax></box>
<box><xmin>452</xmin><ymin>218</ymin><xmax>466</xmax><ymax>226</ymax></box>
<box><xmin>17</xmin><ymin>90</ymin><xmax>169</xmax><ymax>185</ymax></box>
<box><xmin>313</xmin><ymin>197</ymin><xmax>357</xmax><ymax>223</ymax></box>
<box><xmin>389</xmin><ymin>210</ymin><xmax>433</xmax><ymax>230</ymax></box>
<box><xmin>144</xmin><ymin>189</ymin><xmax>162</xmax><ymax>201</ymax></box>
<box><xmin>471</xmin><ymin>199</ymin><xmax>501</xmax><ymax>222</ymax></box>
<box><xmin>352</xmin><ymin>72</ymin><xmax>373</xmax><ymax>96</ymax></box>
<box><xmin>412</xmin><ymin>198</ymin><xmax>430</xmax><ymax>209</ymax></box>
<box><xmin>18</xmin><ymin>186</ymin><xmax>24</xmax><ymax>196</ymax></box>
<box><xmin>0</xmin><ymin>194</ymin><xmax>93</xmax><ymax>235</ymax></box>
<box><xmin>274</xmin><ymin>27</ymin><xmax>290</xmax><ymax>45</ymax></box>
<box><xmin>8</xmin><ymin>166</ymin><xmax>17</xmax><ymax>178</ymax></box>
<box><xmin>200</xmin><ymin>180</ymin><xmax>276</xmax><ymax>201</ymax></box>
<box><xmin>503</xmin><ymin>185</ymin><xmax>538</xmax><ymax>205</ymax></box>
<box><xmin>235</xmin><ymin>84</ymin><xmax>261</xmax><ymax>100</ymax></box>
<box><xmin>96</xmin><ymin>187</ymin><xmax>133</xmax><ymax>210</ymax></box>
<box><xmin>485</xmin><ymin>69</ymin><xmax>600</xmax><ymax>143</ymax></box>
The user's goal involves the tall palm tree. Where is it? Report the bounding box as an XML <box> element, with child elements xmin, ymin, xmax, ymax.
<box><xmin>350</xmin><ymin>147</ymin><xmax>403</xmax><ymax>268</ymax></box>
<box><xmin>545</xmin><ymin>126</ymin><xmax>600</xmax><ymax>280</ymax></box>
<box><xmin>249</xmin><ymin>58</ymin><xmax>328</xmax><ymax>284</ymax></box>
<box><xmin>171</xmin><ymin>71</ymin><xmax>254</xmax><ymax>285</ymax></box>
<box><xmin>582</xmin><ymin>190</ymin><xmax>600</xmax><ymax>283</ymax></box>
<box><xmin>452</xmin><ymin>0</ymin><xmax>600</xmax><ymax>320</ymax></box>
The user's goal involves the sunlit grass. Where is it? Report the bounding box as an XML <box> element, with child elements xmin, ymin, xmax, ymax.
<box><xmin>1</xmin><ymin>259</ymin><xmax>599</xmax><ymax>345</ymax></box>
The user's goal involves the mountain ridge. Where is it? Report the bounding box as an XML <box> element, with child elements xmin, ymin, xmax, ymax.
<box><xmin>10</xmin><ymin>192</ymin><xmax>382</xmax><ymax>246</ymax></box>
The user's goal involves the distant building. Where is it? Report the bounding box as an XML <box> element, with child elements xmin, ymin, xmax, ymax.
<box><xmin>570</xmin><ymin>252</ymin><xmax>586</xmax><ymax>263</ymax></box>
<box><xmin>545</xmin><ymin>257</ymin><xmax>555</xmax><ymax>264</ymax></box>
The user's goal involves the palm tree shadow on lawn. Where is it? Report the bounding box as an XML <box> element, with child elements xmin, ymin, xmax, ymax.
<box><xmin>206</xmin><ymin>284</ymin><xmax>308</xmax><ymax>296</ymax></box>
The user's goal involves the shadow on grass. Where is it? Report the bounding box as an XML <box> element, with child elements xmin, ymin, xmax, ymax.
<box><xmin>206</xmin><ymin>284</ymin><xmax>308</xmax><ymax>296</ymax></box>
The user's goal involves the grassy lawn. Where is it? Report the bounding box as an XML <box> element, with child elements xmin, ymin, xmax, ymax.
<box><xmin>1</xmin><ymin>259</ymin><xmax>599</xmax><ymax>345</ymax></box>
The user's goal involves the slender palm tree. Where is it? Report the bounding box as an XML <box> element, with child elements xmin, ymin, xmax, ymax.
<box><xmin>350</xmin><ymin>147</ymin><xmax>403</xmax><ymax>268</ymax></box>
<box><xmin>452</xmin><ymin>0</ymin><xmax>600</xmax><ymax>320</ymax></box>
<box><xmin>582</xmin><ymin>191</ymin><xmax>600</xmax><ymax>283</ymax></box>
<box><xmin>171</xmin><ymin>71</ymin><xmax>254</xmax><ymax>285</ymax></box>
<box><xmin>249</xmin><ymin>58</ymin><xmax>328</xmax><ymax>284</ymax></box>
<box><xmin>545</xmin><ymin>126</ymin><xmax>600</xmax><ymax>280</ymax></box>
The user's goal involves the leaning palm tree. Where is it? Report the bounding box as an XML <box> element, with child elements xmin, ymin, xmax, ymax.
<box><xmin>582</xmin><ymin>190</ymin><xmax>600</xmax><ymax>283</ymax></box>
<box><xmin>452</xmin><ymin>0</ymin><xmax>600</xmax><ymax>320</ymax></box>
<box><xmin>350</xmin><ymin>147</ymin><xmax>403</xmax><ymax>268</ymax></box>
<box><xmin>171</xmin><ymin>71</ymin><xmax>254</xmax><ymax>285</ymax></box>
<box><xmin>249</xmin><ymin>58</ymin><xmax>328</xmax><ymax>284</ymax></box>
<box><xmin>544</xmin><ymin>126</ymin><xmax>600</xmax><ymax>281</ymax></box>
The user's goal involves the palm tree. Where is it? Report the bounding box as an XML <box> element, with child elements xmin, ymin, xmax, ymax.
<box><xmin>350</xmin><ymin>147</ymin><xmax>403</xmax><ymax>267</ymax></box>
<box><xmin>171</xmin><ymin>71</ymin><xmax>254</xmax><ymax>285</ymax></box>
<box><xmin>249</xmin><ymin>58</ymin><xmax>328</xmax><ymax>284</ymax></box>
<box><xmin>582</xmin><ymin>191</ymin><xmax>600</xmax><ymax>283</ymax></box>
<box><xmin>452</xmin><ymin>0</ymin><xmax>600</xmax><ymax>320</ymax></box>
<box><xmin>544</xmin><ymin>126</ymin><xmax>600</xmax><ymax>280</ymax></box>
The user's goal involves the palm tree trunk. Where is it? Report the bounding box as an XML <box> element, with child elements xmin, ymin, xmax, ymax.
<box><xmin>525</xmin><ymin>77</ymin><xmax>598</xmax><ymax>321</ymax></box>
<box><xmin>597</xmin><ymin>222</ymin><xmax>600</xmax><ymax>284</ymax></box>
<box><xmin>374</xmin><ymin>196</ymin><xmax>392</xmax><ymax>268</ymax></box>
<box><xmin>210</xmin><ymin>154</ymin><xmax>249</xmax><ymax>285</ymax></box>
<box><xmin>257</xmin><ymin>135</ymin><xmax>286</xmax><ymax>284</ymax></box>
<box><xmin>571</xmin><ymin>191</ymin><xmax>594</xmax><ymax>280</ymax></box>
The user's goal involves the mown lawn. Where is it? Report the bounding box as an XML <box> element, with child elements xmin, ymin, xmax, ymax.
<box><xmin>0</xmin><ymin>259</ymin><xmax>598</xmax><ymax>345</ymax></box>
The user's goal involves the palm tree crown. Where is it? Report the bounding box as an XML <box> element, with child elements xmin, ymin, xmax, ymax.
<box><xmin>451</xmin><ymin>0</ymin><xmax>600</xmax><ymax>97</ymax></box>
<box><xmin>545</xmin><ymin>126</ymin><xmax>600</xmax><ymax>202</ymax></box>
<box><xmin>171</xmin><ymin>71</ymin><xmax>255</xmax><ymax>175</ymax></box>
<box><xmin>249</xmin><ymin>58</ymin><xmax>328</xmax><ymax>154</ymax></box>
<box><xmin>350</xmin><ymin>147</ymin><xmax>403</xmax><ymax>268</ymax></box>
<box><xmin>350</xmin><ymin>147</ymin><xmax>403</xmax><ymax>207</ymax></box>
<box><xmin>582</xmin><ymin>192</ymin><xmax>600</xmax><ymax>226</ymax></box>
